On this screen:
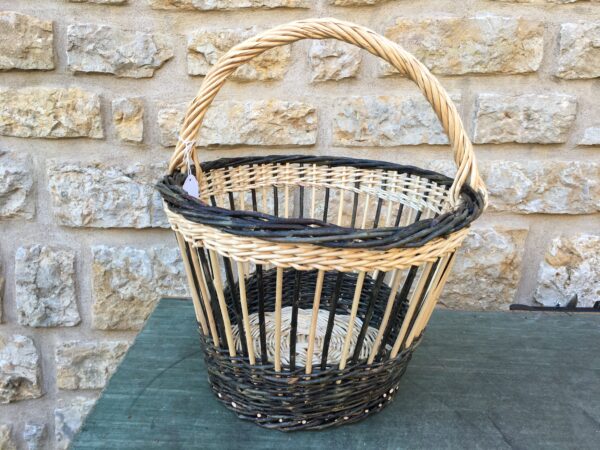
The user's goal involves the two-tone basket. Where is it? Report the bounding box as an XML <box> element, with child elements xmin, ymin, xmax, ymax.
<box><xmin>157</xmin><ymin>18</ymin><xmax>487</xmax><ymax>431</ymax></box>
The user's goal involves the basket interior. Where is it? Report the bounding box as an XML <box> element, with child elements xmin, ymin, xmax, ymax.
<box><xmin>198</xmin><ymin>161</ymin><xmax>451</xmax><ymax>232</ymax></box>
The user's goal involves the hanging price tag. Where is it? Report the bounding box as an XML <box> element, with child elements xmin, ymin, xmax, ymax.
<box><xmin>179</xmin><ymin>137</ymin><xmax>200</xmax><ymax>199</ymax></box>
<box><xmin>182</xmin><ymin>174</ymin><xmax>199</xmax><ymax>198</ymax></box>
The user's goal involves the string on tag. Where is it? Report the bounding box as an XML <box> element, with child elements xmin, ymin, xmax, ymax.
<box><xmin>179</xmin><ymin>137</ymin><xmax>196</xmax><ymax>175</ymax></box>
<box><xmin>178</xmin><ymin>137</ymin><xmax>200</xmax><ymax>199</ymax></box>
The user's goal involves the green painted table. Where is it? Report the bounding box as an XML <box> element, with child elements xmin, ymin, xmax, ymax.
<box><xmin>73</xmin><ymin>298</ymin><xmax>600</xmax><ymax>450</ymax></box>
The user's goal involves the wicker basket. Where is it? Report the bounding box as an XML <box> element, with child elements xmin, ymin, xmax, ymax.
<box><xmin>157</xmin><ymin>18</ymin><xmax>487</xmax><ymax>431</ymax></box>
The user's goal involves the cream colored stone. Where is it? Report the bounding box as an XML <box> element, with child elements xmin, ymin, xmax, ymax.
<box><xmin>0</xmin><ymin>425</ymin><xmax>16</xmax><ymax>450</ymax></box>
<box><xmin>579</xmin><ymin>127</ymin><xmax>600</xmax><ymax>145</ymax></box>
<box><xmin>491</xmin><ymin>0</ymin><xmax>590</xmax><ymax>4</ymax></box>
<box><xmin>0</xmin><ymin>87</ymin><xmax>103</xmax><ymax>139</ymax></box>
<box><xmin>54</xmin><ymin>396</ymin><xmax>97</xmax><ymax>450</ymax></box>
<box><xmin>429</xmin><ymin>159</ymin><xmax>600</xmax><ymax>214</ymax></box>
<box><xmin>47</xmin><ymin>161</ymin><xmax>167</xmax><ymax>228</ymax></box>
<box><xmin>556</xmin><ymin>22</ymin><xmax>600</xmax><ymax>79</ymax></box>
<box><xmin>309</xmin><ymin>40</ymin><xmax>361</xmax><ymax>82</ymax></box>
<box><xmin>157</xmin><ymin>100</ymin><xmax>317</xmax><ymax>147</ymax></box>
<box><xmin>0</xmin><ymin>258</ymin><xmax>3</xmax><ymax>323</ymax></box>
<box><xmin>484</xmin><ymin>161</ymin><xmax>599</xmax><ymax>214</ymax></box>
<box><xmin>0</xmin><ymin>150</ymin><xmax>34</xmax><ymax>220</ymax></box>
<box><xmin>329</xmin><ymin>0</ymin><xmax>390</xmax><ymax>4</ymax></box>
<box><xmin>112</xmin><ymin>97</ymin><xmax>144</xmax><ymax>143</ymax></box>
<box><xmin>440</xmin><ymin>227</ymin><xmax>528</xmax><ymax>311</ymax></box>
<box><xmin>381</xmin><ymin>16</ymin><xmax>543</xmax><ymax>76</ymax></box>
<box><xmin>332</xmin><ymin>94</ymin><xmax>460</xmax><ymax>146</ymax></box>
<box><xmin>472</xmin><ymin>93</ymin><xmax>577</xmax><ymax>144</ymax></box>
<box><xmin>56</xmin><ymin>341</ymin><xmax>129</xmax><ymax>390</ymax></box>
<box><xmin>0</xmin><ymin>335</ymin><xmax>42</xmax><ymax>403</ymax></box>
<box><xmin>70</xmin><ymin>0</ymin><xmax>127</xmax><ymax>3</ymax></box>
<box><xmin>187</xmin><ymin>28</ymin><xmax>290</xmax><ymax>80</ymax></box>
<box><xmin>149</xmin><ymin>0</ymin><xmax>309</xmax><ymax>10</ymax></box>
<box><xmin>534</xmin><ymin>234</ymin><xmax>600</xmax><ymax>307</ymax></box>
<box><xmin>67</xmin><ymin>24</ymin><xmax>173</xmax><ymax>78</ymax></box>
<box><xmin>15</xmin><ymin>245</ymin><xmax>80</xmax><ymax>327</ymax></box>
<box><xmin>91</xmin><ymin>246</ymin><xmax>188</xmax><ymax>330</ymax></box>
<box><xmin>0</xmin><ymin>12</ymin><xmax>54</xmax><ymax>71</ymax></box>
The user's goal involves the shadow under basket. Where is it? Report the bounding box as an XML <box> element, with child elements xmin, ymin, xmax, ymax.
<box><xmin>157</xmin><ymin>19</ymin><xmax>487</xmax><ymax>431</ymax></box>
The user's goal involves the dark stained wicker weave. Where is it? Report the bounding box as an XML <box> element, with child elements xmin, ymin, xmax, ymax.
<box><xmin>158</xmin><ymin>18</ymin><xmax>488</xmax><ymax>431</ymax></box>
<box><xmin>201</xmin><ymin>268</ymin><xmax>417</xmax><ymax>431</ymax></box>
<box><xmin>157</xmin><ymin>155</ymin><xmax>484</xmax><ymax>250</ymax></box>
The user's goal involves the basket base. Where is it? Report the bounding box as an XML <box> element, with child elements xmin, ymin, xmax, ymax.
<box><xmin>201</xmin><ymin>334</ymin><xmax>415</xmax><ymax>431</ymax></box>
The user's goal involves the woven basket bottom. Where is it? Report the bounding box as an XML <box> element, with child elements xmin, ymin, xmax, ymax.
<box><xmin>203</xmin><ymin>333</ymin><xmax>413</xmax><ymax>431</ymax></box>
<box><xmin>200</xmin><ymin>268</ymin><xmax>416</xmax><ymax>431</ymax></box>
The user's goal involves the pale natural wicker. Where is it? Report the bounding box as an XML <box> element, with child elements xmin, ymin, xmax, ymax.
<box><xmin>158</xmin><ymin>18</ymin><xmax>487</xmax><ymax>431</ymax></box>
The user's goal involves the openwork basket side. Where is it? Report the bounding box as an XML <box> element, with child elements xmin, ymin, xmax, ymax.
<box><xmin>158</xmin><ymin>18</ymin><xmax>487</xmax><ymax>431</ymax></box>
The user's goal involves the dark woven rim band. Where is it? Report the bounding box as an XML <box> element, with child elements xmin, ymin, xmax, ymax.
<box><xmin>157</xmin><ymin>155</ymin><xmax>484</xmax><ymax>250</ymax></box>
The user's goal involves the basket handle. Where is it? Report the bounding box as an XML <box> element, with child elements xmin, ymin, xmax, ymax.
<box><xmin>168</xmin><ymin>17</ymin><xmax>487</xmax><ymax>206</ymax></box>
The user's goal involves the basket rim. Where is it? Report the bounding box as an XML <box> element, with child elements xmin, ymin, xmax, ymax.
<box><xmin>157</xmin><ymin>155</ymin><xmax>484</xmax><ymax>250</ymax></box>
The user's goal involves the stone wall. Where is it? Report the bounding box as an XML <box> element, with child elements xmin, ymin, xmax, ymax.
<box><xmin>0</xmin><ymin>0</ymin><xmax>598</xmax><ymax>447</ymax></box>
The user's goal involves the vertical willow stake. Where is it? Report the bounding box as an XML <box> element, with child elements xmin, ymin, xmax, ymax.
<box><xmin>338</xmin><ymin>271</ymin><xmax>366</xmax><ymax>371</ymax></box>
<box><xmin>305</xmin><ymin>270</ymin><xmax>325</xmax><ymax>375</ymax></box>
<box><xmin>175</xmin><ymin>232</ymin><xmax>208</xmax><ymax>335</ymax></box>
<box><xmin>274</xmin><ymin>267</ymin><xmax>284</xmax><ymax>372</ymax></box>
<box><xmin>237</xmin><ymin>261</ymin><xmax>256</xmax><ymax>365</ymax></box>
<box><xmin>389</xmin><ymin>262</ymin><xmax>435</xmax><ymax>359</ymax></box>
<box><xmin>409</xmin><ymin>253</ymin><xmax>458</xmax><ymax>345</ymax></box>
<box><xmin>189</xmin><ymin>246</ymin><xmax>219</xmax><ymax>345</ymax></box>
<box><xmin>367</xmin><ymin>270</ymin><xmax>402</xmax><ymax>364</ymax></box>
<box><xmin>209</xmin><ymin>250</ymin><xmax>236</xmax><ymax>357</ymax></box>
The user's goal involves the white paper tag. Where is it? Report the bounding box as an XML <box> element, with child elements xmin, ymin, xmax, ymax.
<box><xmin>182</xmin><ymin>174</ymin><xmax>199</xmax><ymax>199</ymax></box>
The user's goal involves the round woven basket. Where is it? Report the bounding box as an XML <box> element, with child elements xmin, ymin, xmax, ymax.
<box><xmin>158</xmin><ymin>18</ymin><xmax>487</xmax><ymax>431</ymax></box>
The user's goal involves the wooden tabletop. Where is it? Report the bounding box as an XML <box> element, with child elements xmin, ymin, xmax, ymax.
<box><xmin>73</xmin><ymin>298</ymin><xmax>600</xmax><ymax>450</ymax></box>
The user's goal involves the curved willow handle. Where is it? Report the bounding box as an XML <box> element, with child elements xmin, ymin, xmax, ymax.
<box><xmin>169</xmin><ymin>17</ymin><xmax>487</xmax><ymax>206</ymax></box>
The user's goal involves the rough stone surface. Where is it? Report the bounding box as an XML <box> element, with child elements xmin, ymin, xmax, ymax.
<box><xmin>556</xmin><ymin>22</ymin><xmax>600</xmax><ymax>79</ymax></box>
<box><xmin>0</xmin><ymin>335</ymin><xmax>42</xmax><ymax>403</ymax></box>
<box><xmin>56</xmin><ymin>341</ymin><xmax>129</xmax><ymax>390</ymax></box>
<box><xmin>92</xmin><ymin>246</ymin><xmax>188</xmax><ymax>330</ymax></box>
<box><xmin>309</xmin><ymin>40</ymin><xmax>361</xmax><ymax>82</ymax></box>
<box><xmin>70</xmin><ymin>0</ymin><xmax>127</xmax><ymax>3</ymax></box>
<box><xmin>22</xmin><ymin>423</ymin><xmax>46</xmax><ymax>450</ymax></box>
<box><xmin>472</xmin><ymin>93</ymin><xmax>577</xmax><ymax>144</ymax></box>
<box><xmin>430</xmin><ymin>159</ymin><xmax>600</xmax><ymax>214</ymax></box>
<box><xmin>0</xmin><ymin>425</ymin><xmax>16</xmax><ymax>450</ymax></box>
<box><xmin>0</xmin><ymin>12</ymin><xmax>54</xmax><ymax>71</ymax></box>
<box><xmin>0</xmin><ymin>258</ymin><xmax>3</xmax><ymax>323</ymax></box>
<box><xmin>534</xmin><ymin>234</ymin><xmax>600</xmax><ymax>307</ymax></box>
<box><xmin>0</xmin><ymin>150</ymin><xmax>34</xmax><ymax>220</ymax></box>
<box><xmin>54</xmin><ymin>396</ymin><xmax>97</xmax><ymax>450</ymax></box>
<box><xmin>381</xmin><ymin>16</ymin><xmax>543</xmax><ymax>76</ymax></box>
<box><xmin>187</xmin><ymin>28</ymin><xmax>291</xmax><ymax>80</ymax></box>
<box><xmin>47</xmin><ymin>161</ymin><xmax>167</xmax><ymax>228</ymax></box>
<box><xmin>149</xmin><ymin>0</ymin><xmax>309</xmax><ymax>10</ymax></box>
<box><xmin>440</xmin><ymin>227</ymin><xmax>528</xmax><ymax>311</ymax></box>
<box><xmin>158</xmin><ymin>100</ymin><xmax>317</xmax><ymax>147</ymax></box>
<box><xmin>112</xmin><ymin>97</ymin><xmax>144</xmax><ymax>143</ymax></box>
<box><xmin>329</xmin><ymin>0</ymin><xmax>390</xmax><ymax>4</ymax></box>
<box><xmin>0</xmin><ymin>87</ymin><xmax>103</xmax><ymax>139</ymax></box>
<box><xmin>332</xmin><ymin>94</ymin><xmax>460</xmax><ymax>146</ymax></box>
<box><xmin>489</xmin><ymin>0</ymin><xmax>585</xmax><ymax>4</ymax></box>
<box><xmin>484</xmin><ymin>161</ymin><xmax>599</xmax><ymax>214</ymax></box>
<box><xmin>67</xmin><ymin>24</ymin><xmax>173</xmax><ymax>78</ymax></box>
<box><xmin>15</xmin><ymin>245</ymin><xmax>80</xmax><ymax>328</ymax></box>
<box><xmin>580</xmin><ymin>127</ymin><xmax>600</xmax><ymax>145</ymax></box>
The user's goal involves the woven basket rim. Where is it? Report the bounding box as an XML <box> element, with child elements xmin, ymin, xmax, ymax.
<box><xmin>157</xmin><ymin>155</ymin><xmax>484</xmax><ymax>250</ymax></box>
